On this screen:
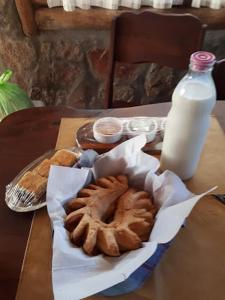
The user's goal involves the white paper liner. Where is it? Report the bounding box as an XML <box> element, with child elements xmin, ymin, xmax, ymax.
<box><xmin>46</xmin><ymin>134</ymin><xmax>216</xmax><ymax>300</ymax></box>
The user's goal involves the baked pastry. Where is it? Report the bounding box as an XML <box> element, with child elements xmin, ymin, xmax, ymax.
<box><xmin>98</xmin><ymin>188</ymin><xmax>156</xmax><ymax>256</ymax></box>
<box><xmin>33</xmin><ymin>150</ymin><xmax>77</xmax><ymax>178</ymax></box>
<box><xmin>17</xmin><ymin>171</ymin><xmax>47</xmax><ymax>199</ymax></box>
<box><xmin>16</xmin><ymin>149</ymin><xmax>79</xmax><ymax>201</ymax></box>
<box><xmin>50</xmin><ymin>149</ymin><xmax>78</xmax><ymax>167</ymax></box>
<box><xmin>65</xmin><ymin>176</ymin><xmax>156</xmax><ymax>256</ymax></box>
<box><xmin>33</xmin><ymin>159</ymin><xmax>58</xmax><ymax>178</ymax></box>
<box><xmin>65</xmin><ymin>175</ymin><xmax>129</xmax><ymax>255</ymax></box>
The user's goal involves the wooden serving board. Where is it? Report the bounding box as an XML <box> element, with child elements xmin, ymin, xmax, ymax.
<box><xmin>76</xmin><ymin>121</ymin><xmax>163</xmax><ymax>154</ymax></box>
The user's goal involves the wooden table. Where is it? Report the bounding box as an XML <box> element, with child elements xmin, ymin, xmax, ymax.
<box><xmin>0</xmin><ymin>102</ymin><xmax>224</xmax><ymax>300</ymax></box>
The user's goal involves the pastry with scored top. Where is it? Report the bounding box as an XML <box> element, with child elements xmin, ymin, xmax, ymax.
<box><xmin>65</xmin><ymin>175</ymin><xmax>128</xmax><ymax>255</ymax></box>
<box><xmin>65</xmin><ymin>175</ymin><xmax>156</xmax><ymax>256</ymax></box>
<box><xmin>98</xmin><ymin>188</ymin><xmax>156</xmax><ymax>256</ymax></box>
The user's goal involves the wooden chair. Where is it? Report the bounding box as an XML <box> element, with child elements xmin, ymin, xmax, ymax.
<box><xmin>105</xmin><ymin>11</ymin><xmax>206</xmax><ymax>108</ymax></box>
<box><xmin>213</xmin><ymin>59</ymin><xmax>225</xmax><ymax>100</ymax></box>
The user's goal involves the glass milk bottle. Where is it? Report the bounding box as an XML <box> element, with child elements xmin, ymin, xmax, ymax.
<box><xmin>160</xmin><ymin>51</ymin><xmax>216</xmax><ymax>180</ymax></box>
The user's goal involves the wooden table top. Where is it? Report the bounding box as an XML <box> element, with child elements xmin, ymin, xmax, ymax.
<box><xmin>0</xmin><ymin>102</ymin><xmax>224</xmax><ymax>300</ymax></box>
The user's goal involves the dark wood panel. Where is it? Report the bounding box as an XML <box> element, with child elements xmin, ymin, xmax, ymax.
<box><xmin>165</xmin><ymin>6</ymin><xmax>225</xmax><ymax>29</ymax></box>
<box><xmin>35</xmin><ymin>7</ymin><xmax>225</xmax><ymax>32</ymax></box>
<box><xmin>32</xmin><ymin>0</ymin><xmax>47</xmax><ymax>5</ymax></box>
<box><xmin>213</xmin><ymin>59</ymin><xmax>225</xmax><ymax>100</ymax></box>
<box><xmin>104</xmin><ymin>10</ymin><xmax>205</xmax><ymax>108</ymax></box>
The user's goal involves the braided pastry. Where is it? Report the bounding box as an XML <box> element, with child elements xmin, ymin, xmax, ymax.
<box><xmin>65</xmin><ymin>175</ymin><xmax>156</xmax><ymax>256</ymax></box>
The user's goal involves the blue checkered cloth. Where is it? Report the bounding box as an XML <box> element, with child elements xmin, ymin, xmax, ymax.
<box><xmin>100</xmin><ymin>242</ymin><xmax>171</xmax><ymax>297</ymax></box>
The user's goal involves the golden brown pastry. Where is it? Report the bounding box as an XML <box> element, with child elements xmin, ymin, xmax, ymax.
<box><xmin>33</xmin><ymin>159</ymin><xmax>59</xmax><ymax>178</ymax></box>
<box><xmin>50</xmin><ymin>149</ymin><xmax>78</xmax><ymax>167</ymax></box>
<box><xmin>96</xmin><ymin>188</ymin><xmax>156</xmax><ymax>256</ymax></box>
<box><xmin>17</xmin><ymin>171</ymin><xmax>47</xmax><ymax>199</ymax></box>
<box><xmin>65</xmin><ymin>175</ymin><xmax>129</xmax><ymax>255</ymax></box>
<box><xmin>17</xmin><ymin>149</ymin><xmax>79</xmax><ymax>200</ymax></box>
<box><xmin>65</xmin><ymin>176</ymin><xmax>157</xmax><ymax>257</ymax></box>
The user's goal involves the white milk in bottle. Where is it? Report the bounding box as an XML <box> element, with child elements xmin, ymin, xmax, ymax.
<box><xmin>160</xmin><ymin>51</ymin><xmax>216</xmax><ymax>180</ymax></box>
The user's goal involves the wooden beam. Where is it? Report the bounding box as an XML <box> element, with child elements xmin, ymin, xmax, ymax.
<box><xmin>15</xmin><ymin>0</ymin><xmax>37</xmax><ymax>36</ymax></box>
<box><xmin>32</xmin><ymin>0</ymin><xmax>47</xmax><ymax>6</ymax></box>
<box><xmin>35</xmin><ymin>7</ymin><xmax>118</xmax><ymax>30</ymax></box>
<box><xmin>35</xmin><ymin>7</ymin><xmax>225</xmax><ymax>31</ymax></box>
<box><xmin>164</xmin><ymin>7</ymin><xmax>225</xmax><ymax>29</ymax></box>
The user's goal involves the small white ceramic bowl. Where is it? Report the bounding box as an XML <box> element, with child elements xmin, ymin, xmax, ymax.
<box><xmin>126</xmin><ymin>117</ymin><xmax>158</xmax><ymax>143</ymax></box>
<box><xmin>93</xmin><ymin>117</ymin><xmax>123</xmax><ymax>144</ymax></box>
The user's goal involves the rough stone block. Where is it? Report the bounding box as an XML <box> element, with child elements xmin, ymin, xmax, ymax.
<box><xmin>87</xmin><ymin>48</ymin><xmax>109</xmax><ymax>81</ymax></box>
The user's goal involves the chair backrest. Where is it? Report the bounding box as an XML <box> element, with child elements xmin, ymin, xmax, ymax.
<box><xmin>105</xmin><ymin>11</ymin><xmax>206</xmax><ymax>108</ymax></box>
<box><xmin>213</xmin><ymin>59</ymin><xmax>225</xmax><ymax>100</ymax></box>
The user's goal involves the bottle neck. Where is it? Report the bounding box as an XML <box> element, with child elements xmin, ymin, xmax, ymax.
<box><xmin>188</xmin><ymin>62</ymin><xmax>213</xmax><ymax>77</ymax></box>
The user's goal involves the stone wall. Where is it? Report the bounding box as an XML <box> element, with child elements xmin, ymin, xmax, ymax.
<box><xmin>0</xmin><ymin>0</ymin><xmax>225</xmax><ymax>108</ymax></box>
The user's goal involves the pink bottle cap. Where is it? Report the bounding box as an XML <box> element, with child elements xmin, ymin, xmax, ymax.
<box><xmin>190</xmin><ymin>51</ymin><xmax>216</xmax><ymax>71</ymax></box>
